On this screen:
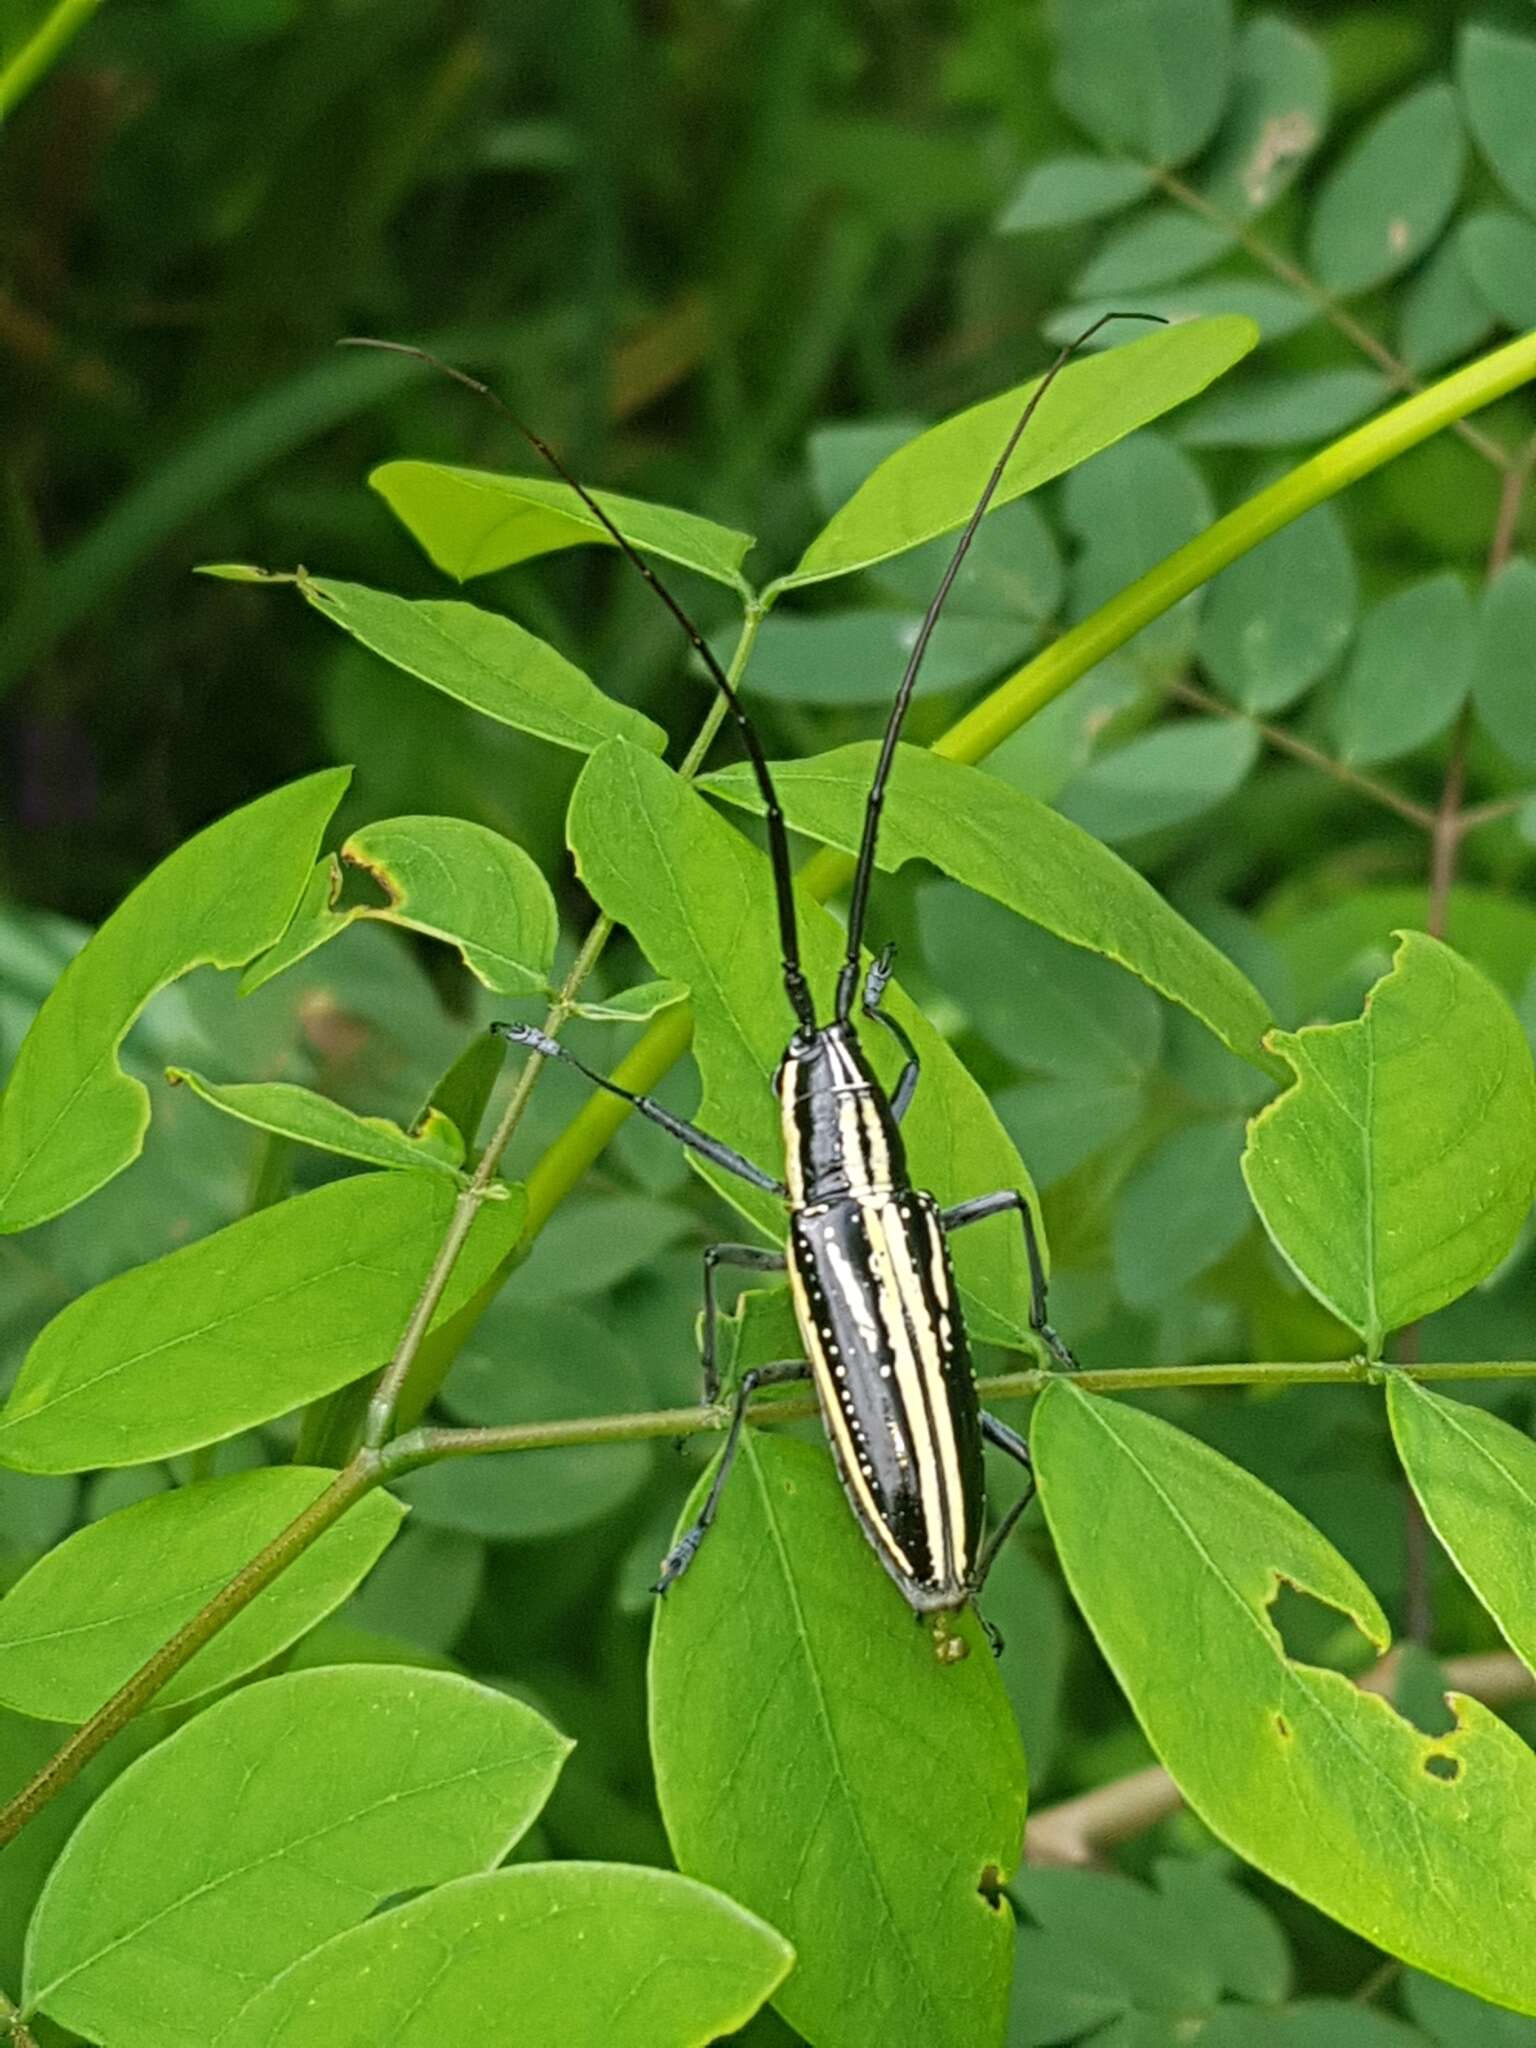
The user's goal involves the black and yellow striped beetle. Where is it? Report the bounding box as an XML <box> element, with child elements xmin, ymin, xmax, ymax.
<box><xmin>371</xmin><ymin>318</ymin><xmax>1146</xmax><ymax>1636</ymax></box>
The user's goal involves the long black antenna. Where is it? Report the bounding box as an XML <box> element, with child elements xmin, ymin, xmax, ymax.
<box><xmin>832</xmin><ymin>311</ymin><xmax>1168</xmax><ymax>1024</ymax></box>
<box><xmin>340</xmin><ymin>336</ymin><xmax>818</xmax><ymax>1036</ymax></box>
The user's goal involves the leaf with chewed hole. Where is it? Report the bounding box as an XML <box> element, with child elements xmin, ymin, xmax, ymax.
<box><xmin>0</xmin><ymin>1470</ymin><xmax>403</xmax><ymax>1722</ymax></box>
<box><xmin>1242</xmin><ymin>932</ymin><xmax>1536</xmax><ymax>1355</ymax></box>
<box><xmin>372</xmin><ymin>461</ymin><xmax>754</xmax><ymax>588</ymax></box>
<box><xmin>243</xmin><ymin>814</ymin><xmax>556</xmax><ymax>997</ymax></box>
<box><xmin>23</xmin><ymin>1666</ymin><xmax>570</xmax><ymax>2048</ymax></box>
<box><xmin>1036</xmin><ymin>1381</ymin><xmax>1536</xmax><ymax>2014</ymax></box>
<box><xmin>1389</xmin><ymin>1378</ymin><xmax>1536</xmax><ymax>1682</ymax></box>
<box><xmin>215</xmin><ymin>1864</ymin><xmax>792</xmax><ymax>2048</ymax></box>
<box><xmin>651</xmin><ymin>1433</ymin><xmax>1025</xmax><ymax>2048</ymax></box>
<box><xmin>0</xmin><ymin>770</ymin><xmax>348</xmax><ymax>1233</ymax></box>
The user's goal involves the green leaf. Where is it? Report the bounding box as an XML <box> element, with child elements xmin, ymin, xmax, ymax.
<box><xmin>1332</xmin><ymin>573</ymin><xmax>1475</xmax><ymax>768</ymax></box>
<box><xmin>214</xmin><ymin>1864</ymin><xmax>792</xmax><ymax>2048</ymax></box>
<box><xmin>1199</xmin><ymin>2006</ymin><xmax>1431</xmax><ymax>2046</ymax></box>
<box><xmin>651</xmin><ymin>1434</ymin><xmax>1026</xmax><ymax>2048</ymax></box>
<box><xmin>371</xmin><ymin>460</ymin><xmax>754</xmax><ymax>588</ymax></box>
<box><xmin>703</xmin><ymin>743</ymin><xmax>1278</xmax><ymax>1075</ymax></box>
<box><xmin>998</xmin><ymin>156</ymin><xmax>1152</xmax><ymax>232</ymax></box>
<box><xmin>1112</xmin><ymin>1119</ymin><xmax>1250</xmax><ymax>1306</ymax></box>
<box><xmin>573</xmin><ymin>978</ymin><xmax>689</xmax><ymax>1023</ymax></box>
<box><xmin>0</xmin><ymin>1172</ymin><xmax>526</xmax><ymax>1472</ymax></box>
<box><xmin>1399</xmin><ymin>236</ymin><xmax>1496</xmax><ymax>375</ymax></box>
<box><xmin>1062</xmin><ymin>430</ymin><xmax>1214</xmax><ymax>672</ymax></box>
<box><xmin>1388</xmin><ymin>1378</ymin><xmax>1536</xmax><ymax>1681</ymax></box>
<box><xmin>398</xmin><ymin>1297</ymin><xmax>652</xmax><ymax>1541</ymax></box>
<box><xmin>571</xmin><ymin>743</ymin><xmax>1050</xmax><ymax>1350</ymax></box>
<box><xmin>0</xmin><ymin>1470</ymin><xmax>403</xmax><ymax>1722</ymax></box>
<box><xmin>1472</xmin><ymin>558</ymin><xmax>1536</xmax><ymax>769</ymax></box>
<box><xmin>1199</xmin><ymin>14</ymin><xmax>1329</xmax><ymax>219</ymax></box>
<box><xmin>1035</xmin><ymin>1381</ymin><xmax>1536</xmax><ymax>2014</ymax></box>
<box><xmin>24</xmin><ymin>1665</ymin><xmax>570</xmax><ymax>2048</ymax></box>
<box><xmin>1405</xmin><ymin>1966</ymin><xmax>1536</xmax><ymax>2047</ymax></box>
<box><xmin>245</xmin><ymin>814</ymin><xmax>557</xmax><ymax>997</ymax></box>
<box><xmin>1307</xmin><ymin>84</ymin><xmax>1465</xmax><ymax>295</ymax></box>
<box><xmin>167</xmin><ymin>1068</ymin><xmax>465</xmax><ymax>1176</ymax></box>
<box><xmin>0</xmin><ymin>770</ymin><xmax>349</xmax><ymax>1233</ymax></box>
<box><xmin>1458</xmin><ymin>211</ymin><xmax>1536</xmax><ymax>334</ymax></box>
<box><xmin>1242</xmin><ymin>933</ymin><xmax>1536</xmax><ymax>1355</ymax></box>
<box><xmin>1047</xmin><ymin>0</ymin><xmax>1234</xmax><ymax>168</ymax></box>
<box><xmin>1197</xmin><ymin>501</ymin><xmax>1357</xmax><ymax>714</ymax></box>
<box><xmin>1459</xmin><ymin>22</ymin><xmax>1536</xmax><ymax>217</ymax></box>
<box><xmin>1073</xmin><ymin>208</ymin><xmax>1231</xmax><ymax>296</ymax></box>
<box><xmin>298</xmin><ymin>576</ymin><xmax>665</xmax><ymax>756</ymax></box>
<box><xmin>1178</xmin><ymin>368</ymin><xmax>1389</xmax><ymax>449</ymax></box>
<box><xmin>780</xmin><ymin>317</ymin><xmax>1258</xmax><ymax>590</ymax></box>
<box><xmin>1058</xmin><ymin>720</ymin><xmax>1259</xmax><ymax>844</ymax></box>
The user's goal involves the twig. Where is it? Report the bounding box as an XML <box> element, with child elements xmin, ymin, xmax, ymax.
<box><xmin>1165</xmin><ymin>676</ymin><xmax>1436</xmax><ymax>829</ymax></box>
<box><xmin>0</xmin><ymin>1990</ymin><xmax>38</xmax><ymax>2048</ymax></box>
<box><xmin>1151</xmin><ymin>169</ymin><xmax>1513</xmax><ymax>473</ymax></box>
<box><xmin>1025</xmin><ymin>1650</ymin><xmax>1536</xmax><ymax>1866</ymax></box>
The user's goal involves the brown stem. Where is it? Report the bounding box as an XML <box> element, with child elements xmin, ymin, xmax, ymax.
<box><xmin>1165</xmin><ymin>676</ymin><xmax>1436</xmax><ymax>828</ymax></box>
<box><xmin>0</xmin><ymin>1456</ymin><xmax>381</xmax><ymax>1854</ymax></box>
<box><xmin>1152</xmin><ymin>169</ymin><xmax>1512</xmax><ymax>473</ymax></box>
<box><xmin>1025</xmin><ymin>1650</ymin><xmax>1535</xmax><ymax>1866</ymax></box>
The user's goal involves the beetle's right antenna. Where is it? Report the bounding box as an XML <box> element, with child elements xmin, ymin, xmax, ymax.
<box><xmin>340</xmin><ymin>337</ymin><xmax>817</xmax><ymax>1037</ymax></box>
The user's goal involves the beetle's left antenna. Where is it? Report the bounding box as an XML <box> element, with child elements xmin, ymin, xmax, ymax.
<box><xmin>339</xmin><ymin>337</ymin><xmax>818</xmax><ymax>1036</ymax></box>
<box><xmin>831</xmin><ymin>311</ymin><xmax>1166</xmax><ymax>1024</ymax></box>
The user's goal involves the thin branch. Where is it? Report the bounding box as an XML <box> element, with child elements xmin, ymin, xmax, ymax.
<box><xmin>1025</xmin><ymin>1650</ymin><xmax>1536</xmax><ymax>1867</ymax></box>
<box><xmin>1165</xmin><ymin>675</ymin><xmax>1437</xmax><ymax>829</ymax></box>
<box><xmin>1151</xmin><ymin>169</ymin><xmax>1513</xmax><ymax>473</ymax></box>
<box><xmin>0</xmin><ymin>1456</ymin><xmax>380</xmax><ymax>1853</ymax></box>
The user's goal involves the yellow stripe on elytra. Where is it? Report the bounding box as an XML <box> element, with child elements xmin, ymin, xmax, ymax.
<box><xmin>861</xmin><ymin>1199</ymin><xmax>958</xmax><ymax>1584</ymax></box>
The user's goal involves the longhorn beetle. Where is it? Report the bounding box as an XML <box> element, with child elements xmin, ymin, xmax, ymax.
<box><xmin>351</xmin><ymin>315</ymin><xmax>1154</xmax><ymax>1635</ymax></box>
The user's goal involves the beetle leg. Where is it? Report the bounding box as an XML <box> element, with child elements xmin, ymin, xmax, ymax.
<box><xmin>970</xmin><ymin>1410</ymin><xmax>1037</xmax><ymax>1602</ymax></box>
<box><xmin>701</xmin><ymin>1243</ymin><xmax>787</xmax><ymax>1403</ymax></box>
<box><xmin>941</xmin><ymin>1189</ymin><xmax>1078</xmax><ymax>1371</ymax></box>
<box><xmin>653</xmin><ymin>1361</ymin><xmax>811</xmax><ymax>1595</ymax></box>
<box><xmin>861</xmin><ymin>943</ymin><xmax>920</xmax><ymax>1122</ymax></box>
<box><xmin>490</xmin><ymin>1023</ymin><xmax>786</xmax><ymax>1195</ymax></box>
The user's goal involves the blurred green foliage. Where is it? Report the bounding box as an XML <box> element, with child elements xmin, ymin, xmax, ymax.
<box><xmin>6</xmin><ymin>1</ymin><xmax>1536</xmax><ymax>2042</ymax></box>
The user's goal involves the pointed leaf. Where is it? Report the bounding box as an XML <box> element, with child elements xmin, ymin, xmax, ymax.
<box><xmin>780</xmin><ymin>318</ymin><xmax>1257</xmax><ymax>590</ymax></box>
<box><xmin>1388</xmin><ymin>1378</ymin><xmax>1536</xmax><ymax>1681</ymax></box>
<box><xmin>998</xmin><ymin>156</ymin><xmax>1152</xmax><ymax>232</ymax></box>
<box><xmin>1199</xmin><ymin>14</ymin><xmax>1329</xmax><ymax>219</ymax></box>
<box><xmin>1242</xmin><ymin>933</ymin><xmax>1536</xmax><ymax>1354</ymax></box>
<box><xmin>573</xmin><ymin>978</ymin><xmax>689</xmax><ymax>1023</ymax></box>
<box><xmin>651</xmin><ymin>1434</ymin><xmax>1026</xmax><ymax>2048</ymax></box>
<box><xmin>1048</xmin><ymin>0</ymin><xmax>1235</xmax><ymax>168</ymax></box>
<box><xmin>215</xmin><ymin>1864</ymin><xmax>792</xmax><ymax>2048</ymax></box>
<box><xmin>298</xmin><ymin>576</ymin><xmax>665</xmax><ymax>756</ymax></box>
<box><xmin>1197</xmin><ymin>501</ymin><xmax>1357</xmax><ymax>714</ymax></box>
<box><xmin>168</xmin><ymin>1068</ymin><xmax>465</xmax><ymax>1176</ymax></box>
<box><xmin>1307</xmin><ymin>84</ymin><xmax>1465</xmax><ymax>295</ymax></box>
<box><xmin>704</xmin><ymin>743</ymin><xmax>1278</xmax><ymax>1074</ymax></box>
<box><xmin>24</xmin><ymin>1665</ymin><xmax>570</xmax><ymax>2048</ymax></box>
<box><xmin>0</xmin><ymin>1470</ymin><xmax>403</xmax><ymax>1722</ymax></box>
<box><xmin>0</xmin><ymin>771</ymin><xmax>349</xmax><ymax>1233</ymax></box>
<box><xmin>1036</xmin><ymin>1381</ymin><xmax>1536</xmax><ymax>2014</ymax></box>
<box><xmin>1458</xmin><ymin>211</ymin><xmax>1536</xmax><ymax>334</ymax></box>
<box><xmin>372</xmin><ymin>461</ymin><xmax>753</xmax><ymax>588</ymax></box>
<box><xmin>1333</xmin><ymin>574</ymin><xmax>1475</xmax><ymax>768</ymax></box>
<box><xmin>1459</xmin><ymin>23</ymin><xmax>1536</xmax><ymax>217</ymax></box>
<box><xmin>0</xmin><ymin>1173</ymin><xmax>526</xmax><ymax>1471</ymax></box>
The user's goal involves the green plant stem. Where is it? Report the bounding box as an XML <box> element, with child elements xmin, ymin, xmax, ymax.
<box><xmin>0</xmin><ymin>1988</ymin><xmax>38</xmax><ymax>2048</ymax></box>
<box><xmin>377</xmin><ymin>1356</ymin><xmax>1536</xmax><ymax>1473</ymax></box>
<box><xmin>0</xmin><ymin>1454</ymin><xmax>380</xmax><ymax>1853</ymax></box>
<box><xmin>0</xmin><ymin>0</ymin><xmax>106</xmax><ymax>121</ymax></box>
<box><xmin>525</xmin><ymin>329</ymin><xmax>1536</xmax><ymax>1225</ymax></box>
